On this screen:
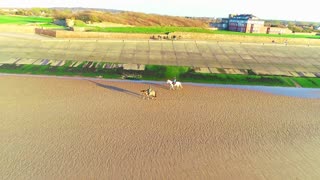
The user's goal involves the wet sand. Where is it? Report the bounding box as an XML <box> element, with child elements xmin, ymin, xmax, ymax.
<box><xmin>1</xmin><ymin>75</ymin><xmax>320</xmax><ymax>179</ymax></box>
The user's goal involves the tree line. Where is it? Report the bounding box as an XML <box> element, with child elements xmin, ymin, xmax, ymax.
<box><xmin>264</xmin><ymin>20</ymin><xmax>320</xmax><ymax>33</ymax></box>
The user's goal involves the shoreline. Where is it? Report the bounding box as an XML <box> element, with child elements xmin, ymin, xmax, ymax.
<box><xmin>1</xmin><ymin>73</ymin><xmax>320</xmax><ymax>99</ymax></box>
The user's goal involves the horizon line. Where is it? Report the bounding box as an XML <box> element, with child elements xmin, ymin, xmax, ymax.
<box><xmin>1</xmin><ymin>7</ymin><xmax>319</xmax><ymax>23</ymax></box>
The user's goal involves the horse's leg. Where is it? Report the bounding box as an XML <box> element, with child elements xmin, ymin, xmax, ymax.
<box><xmin>142</xmin><ymin>92</ymin><xmax>148</xmax><ymax>99</ymax></box>
<box><xmin>179</xmin><ymin>83</ymin><xmax>183</xmax><ymax>89</ymax></box>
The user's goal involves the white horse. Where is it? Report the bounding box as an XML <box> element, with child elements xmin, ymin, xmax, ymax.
<box><xmin>167</xmin><ymin>80</ymin><xmax>183</xmax><ymax>90</ymax></box>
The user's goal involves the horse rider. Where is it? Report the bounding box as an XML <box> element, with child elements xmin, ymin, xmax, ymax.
<box><xmin>147</xmin><ymin>86</ymin><xmax>152</xmax><ymax>95</ymax></box>
<box><xmin>172</xmin><ymin>77</ymin><xmax>177</xmax><ymax>85</ymax></box>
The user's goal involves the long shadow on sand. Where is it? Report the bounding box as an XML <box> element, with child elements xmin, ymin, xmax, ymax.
<box><xmin>142</xmin><ymin>81</ymin><xmax>169</xmax><ymax>90</ymax></box>
<box><xmin>88</xmin><ymin>80</ymin><xmax>141</xmax><ymax>98</ymax></box>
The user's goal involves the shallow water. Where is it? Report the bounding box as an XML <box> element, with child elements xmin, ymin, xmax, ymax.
<box><xmin>128</xmin><ymin>79</ymin><xmax>320</xmax><ymax>99</ymax></box>
<box><xmin>188</xmin><ymin>83</ymin><xmax>320</xmax><ymax>99</ymax></box>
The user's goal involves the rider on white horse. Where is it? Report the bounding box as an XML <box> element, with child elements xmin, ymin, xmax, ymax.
<box><xmin>167</xmin><ymin>78</ymin><xmax>182</xmax><ymax>90</ymax></box>
<box><xmin>172</xmin><ymin>77</ymin><xmax>177</xmax><ymax>85</ymax></box>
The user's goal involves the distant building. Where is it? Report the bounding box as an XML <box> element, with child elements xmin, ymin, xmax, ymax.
<box><xmin>228</xmin><ymin>14</ymin><xmax>265</xmax><ymax>33</ymax></box>
<box><xmin>209</xmin><ymin>18</ymin><xmax>229</xmax><ymax>30</ymax></box>
<box><xmin>209</xmin><ymin>14</ymin><xmax>292</xmax><ymax>34</ymax></box>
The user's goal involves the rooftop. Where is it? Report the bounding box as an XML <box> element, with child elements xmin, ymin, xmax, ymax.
<box><xmin>229</xmin><ymin>14</ymin><xmax>259</xmax><ymax>20</ymax></box>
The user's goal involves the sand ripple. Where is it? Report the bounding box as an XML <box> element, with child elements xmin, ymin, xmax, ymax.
<box><xmin>1</xmin><ymin>76</ymin><xmax>320</xmax><ymax>179</ymax></box>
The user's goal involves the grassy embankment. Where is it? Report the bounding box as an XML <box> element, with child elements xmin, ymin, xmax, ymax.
<box><xmin>0</xmin><ymin>15</ymin><xmax>66</xmax><ymax>29</ymax></box>
<box><xmin>1</xmin><ymin>15</ymin><xmax>319</xmax><ymax>39</ymax></box>
<box><xmin>0</xmin><ymin>61</ymin><xmax>120</xmax><ymax>79</ymax></box>
<box><xmin>1</xmin><ymin>62</ymin><xmax>320</xmax><ymax>88</ymax></box>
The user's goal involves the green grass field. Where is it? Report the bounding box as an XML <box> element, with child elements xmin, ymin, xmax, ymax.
<box><xmin>291</xmin><ymin>77</ymin><xmax>320</xmax><ymax>88</ymax></box>
<box><xmin>87</xmin><ymin>26</ymin><xmax>214</xmax><ymax>34</ymax></box>
<box><xmin>0</xmin><ymin>15</ymin><xmax>52</xmax><ymax>24</ymax></box>
<box><xmin>0</xmin><ymin>15</ymin><xmax>66</xmax><ymax>29</ymax></box>
<box><xmin>86</xmin><ymin>26</ymin><xmax>320</xmax><ymax>39</ymax></box>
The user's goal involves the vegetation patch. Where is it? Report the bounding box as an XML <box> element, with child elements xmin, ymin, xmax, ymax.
<box><xmin>291</xmin><ymin>77</ymin><xmax>320</xmax><ymax>88</ymax></box>
<box><xmin>87</xmin><ymin>26</ymin><xmax>213</xmax><ymax>34</ymax></box>
<box><xmin>0</xmin><ymin>15</ymin><xmax>52</xmax><ymax>24</ymax></box>
<box><xmin>0</xmin><ymin>15</ymin><xmax>68</xmax><ymax>30</ymax></box>
<box><xmin>179</xmin><ymin>71</ymin><xmax>294</xmax><ymax>87</ymax></box>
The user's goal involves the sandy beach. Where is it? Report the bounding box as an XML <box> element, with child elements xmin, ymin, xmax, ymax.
<box><xmin>1</xmin><ymin>75</ymin><xmax>320</xmax><ymax>179</ymax></box>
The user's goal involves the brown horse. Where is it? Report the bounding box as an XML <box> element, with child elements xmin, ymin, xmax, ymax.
<box><xmin>140</xmin><ymin>89</ymin><xmax>157</xmax><ymax>100</ymax></box>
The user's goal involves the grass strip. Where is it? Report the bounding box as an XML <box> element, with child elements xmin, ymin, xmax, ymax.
<box><xmin>86</xmin><ymin>26</ymin><xmax>320</xmax><ymax>39</ymax></box>
<box><xmin>1</xmin><ymin>63</ymin><xmax>319</xmax><ymax>88</ymax></box>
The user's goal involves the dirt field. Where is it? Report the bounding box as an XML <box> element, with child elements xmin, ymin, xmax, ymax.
<box><xmin>1</xmin><ymin>75</ymin><xmax>320</xmax><ymax>179</ymax></box>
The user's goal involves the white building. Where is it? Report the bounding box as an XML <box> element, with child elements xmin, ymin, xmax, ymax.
<box><xmin>228</xmin><ymin>14</ymin><xmax>265</xmax><ymax>33</ymax></box>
